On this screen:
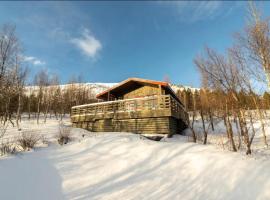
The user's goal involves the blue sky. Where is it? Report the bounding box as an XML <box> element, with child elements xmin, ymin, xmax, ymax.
<box><xmin>0</xmin><ymin>1</ymin><xmax>270</xmax><ymax>86</ymax></box>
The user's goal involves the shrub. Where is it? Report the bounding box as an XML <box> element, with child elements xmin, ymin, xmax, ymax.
<box><xmin>18</xmin><ymin>130</ymin><xmax>40</xmax><ymax>151</ymax></box>
<box><xmin>41</xmin><ymin>135</ymin><xmax>49</xmax><ymax>145</ymax></box>
<box><xmin>0</xmin><ymin>141</ymin><xmax>17</xmax><ymax>156</ymax></box>
<box><xmin>57</xmin><ymin>122</ymin><xmax>71</xmax><ymax>145</ymax></box>
<box><xmin>0</xmin><ymin>123</ymin><xmax>8</xmax><ymax>139</ymax></box>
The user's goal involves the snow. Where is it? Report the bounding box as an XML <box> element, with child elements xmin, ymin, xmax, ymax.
<box><xmin>25</xmin><ymin>82</ymin><xmax>197</xmax><ymax>97</ymax></box>
<box><xmin>170</xmin><ymin>84</ymin><xmax>200</xmax><ymax>93</ymax></box>
<box><xmin>1</xmin><ymin>118</ymin><xmax>270</xmax><ymax>200</ymax></box>
<box><xmin>189</xmin><ymin>113</ymin><xmax>270</xmax><ymax>156</ymax></box>
<box><xmin>24</xmin><ymin>83</ymin><xmax>117</xmax><ymax>97</ymax></box>
<box><xmin>2</xmin><ymin>116</ymin><xmax>72</xmax><ymax>144</ymax></box>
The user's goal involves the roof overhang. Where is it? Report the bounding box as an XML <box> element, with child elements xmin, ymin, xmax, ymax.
<box><xmin>96</xmin><ymin>77</ymin><xmax>183</xmax><ymax>105</ymax></box>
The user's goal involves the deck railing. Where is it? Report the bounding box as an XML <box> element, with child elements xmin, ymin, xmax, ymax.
<box><xmin>71</xmin><ymin>95</ymin><xmax>188</xmax><ymax>122</ymax></box>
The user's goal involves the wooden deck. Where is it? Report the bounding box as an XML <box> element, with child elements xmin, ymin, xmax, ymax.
<box><xmin>71</xmin><ymin>95</ymin><xmax>188</xmax><ymax>135</ymax></box>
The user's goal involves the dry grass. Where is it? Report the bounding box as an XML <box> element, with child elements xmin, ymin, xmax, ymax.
<box><xmin>0</xmin><ymin>123</ymin><xmax>8</xmax><ymax>139</ymax></box>
<box><xmin>57</xmin><ymin>122</ymin><xmax>72</xmax><ymax>145</ymax></box>
<box><xmin>0</xmin><ymin>139</ymin><xmax>17</xmax><ymax>156</ymax></box>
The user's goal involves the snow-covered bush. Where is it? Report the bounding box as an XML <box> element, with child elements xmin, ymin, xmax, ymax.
<box><xmin>41</xmin><ymin>135</ymin><xmax>49</xmax><ymax>145</ymax></box>
<box><xmin>18</xmin><ymin>130</ymin><xmax>40</xmax><ymax>151</ymax></box>
<box><xmin>0</xmin><ymin>123</ymin><xmax>8</xmax><ymax>139</ymax></box>
<box><xmin>57</xmin><ymin>122</ymin><xmax>71</xmax><ymax>145</ymax></box>
<box><xmin>0</xmin><ymin>141</ymin><xmax>17</xmax><ymax>156</ymax></box>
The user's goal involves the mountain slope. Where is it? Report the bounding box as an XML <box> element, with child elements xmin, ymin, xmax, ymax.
<box><xmin>25</xmin><ymin>82</ymin><xmax>199</xmax><ymax>97</ymax></box>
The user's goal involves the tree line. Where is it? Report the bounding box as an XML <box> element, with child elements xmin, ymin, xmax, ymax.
<box><xmin>0</xmin><ymin>24</ymin><xmax>97</xmax><ymax>128</ymax></box>
<box><xmin>177</xmin><ymin>3</ymin><xmax>270</xmax><ymax>155</ymax></box>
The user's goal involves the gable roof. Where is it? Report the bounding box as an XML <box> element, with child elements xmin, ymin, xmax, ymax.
<box><xmin>96</xmin><ymin>77</ymin><xmax>182</xmax><ymax>104</ymax></box>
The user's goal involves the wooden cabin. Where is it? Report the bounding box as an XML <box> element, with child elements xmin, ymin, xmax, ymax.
<box><xmin>71</xmin><ymin>78</ymin><xmax>188</xmax><ymax>136</ymax></box>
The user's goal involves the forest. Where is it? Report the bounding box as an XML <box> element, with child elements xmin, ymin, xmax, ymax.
<box><xmin>176</xmin><ymin>4</ymin><xmax>270</xmax><ymax>155</ymax></box>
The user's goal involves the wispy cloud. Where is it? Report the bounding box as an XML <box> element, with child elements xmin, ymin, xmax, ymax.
<box><xmin>189</xmin><ymin>1</ymin><xmax>222</xmax><ymax>21</ymax></box>
<box><xmin>23</xmin><ymin>56</ymin><xmax>46</xmax><ymax>66</ymax></box>
<box><xmin>161</xmin><ymin>1</ymin><xmax>242</xmax><ymax>23</ymax></box>
<box><xmin>70</xmin><ymin>28</ymin><xmax>102</xmax><ymax>59</ymax></box>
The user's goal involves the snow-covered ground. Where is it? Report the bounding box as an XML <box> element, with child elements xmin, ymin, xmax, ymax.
<box><xmin>1</xmin><ymin>116</ymin><xmax>72</xmax><ymax>147</ymax></box>
<box><xmin>190</xmin><ymin>113</ymin><xmax>270</xmax><ymax>157</ymax></box>
<box><xmin>1</xmin><ymin>117</ymin><xmax>270</xmax><ymax>199</ymax></box>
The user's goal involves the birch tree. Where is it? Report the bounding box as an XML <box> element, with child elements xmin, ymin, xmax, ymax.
<box><xmin>236</xmin><ymin>3</ymin><xmax>270</xmax><ymax>90</ymax></box>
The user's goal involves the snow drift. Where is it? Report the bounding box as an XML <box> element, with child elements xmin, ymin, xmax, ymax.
<box><xmin>1</xmin><ymin>132</ymin><xmax>270</xmax><ymax>200</ymax></box>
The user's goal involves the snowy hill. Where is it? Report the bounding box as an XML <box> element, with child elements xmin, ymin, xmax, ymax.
<box><xmin>24</xmin><ymin>83</ymin><xmax>118</xmax><ymax>96</ymax></box>
<box><xmin>25</xmin><ymin>82</ymin><xmax>199</xmax><ymax>97</ymax></box>
<box><xmin>170</xmin><ymin>83</ymin><xmax>200</xmax><ymax>93</ymax></box>
<box><xmin>1</xmin><ymin>115</ymin><xmax>270</xmax><ymax>200</ymax></box>
<box><xmin>1</xmin><ymin>130</ymin><xmax>270</xmax><ymax>200</ymax></box>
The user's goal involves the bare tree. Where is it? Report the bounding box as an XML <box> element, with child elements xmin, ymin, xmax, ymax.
<box><xmin>230</xmin><ymin>45</ymin><xmax>268</xmax><ymax>147</ymax></box>
<box><xmin>236</xmin><ymin>3</ymin><xmax>270</xmax><ymax>90</ymax></box>
<box><xmin>189</xmin><ymin>91</ymin><xmax>198</xmax><ymax>143</ymax></box>
<box><xmin>194</xmin><ymin>47</ymin><xmax>245</xmax><ymax>152</ymax></box>
<box><xmin>0</xmin><ymin>23</ymin><xmax>25</xmax><ymax>128</ymax></box>
<box><xmin>0</xmin><ymin>24</ymin><xmax>18</xmax><ymax>80</ymax></box>
<box><xmin>34</xmin><ymin>69</ymin><xmax>49</xmax><ymax>124</ymax></box>
<box><xmin>14</xmin><ymin>56</ymin><xmax>28</xmax><ymax>130</ymax></box>
<box><xmin>199</xmin><ymin>89</ymin><xmax>210</xmax><ymax>144</ymax></box>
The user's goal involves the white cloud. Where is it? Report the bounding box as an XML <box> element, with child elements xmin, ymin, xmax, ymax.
<box><xmin>70</xmin><ymin>28</ymin><xmax>102</xmax><ymax>58</ymax></box>
<box><xmin>23</xmin><ymin>56</ymin><xmax>46</xmax><ymax>66</ymax></box>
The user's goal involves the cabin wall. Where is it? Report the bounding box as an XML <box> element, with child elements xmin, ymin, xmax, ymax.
<box><xmin>72</xmin><ymin>91</ymin><xmax>188</xmax><ymax>135</ymax></box>
<box><xmin>120</xmin><ymin>85</ymin><xmax>165</xmax><ymax>99</ymax></box>
<box><xmin>72</xmin><ymin>116</ymin><xmax>182</xmax><ymax>135</ymax></box>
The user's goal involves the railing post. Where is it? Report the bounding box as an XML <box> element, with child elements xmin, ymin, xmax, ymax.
<box><xmin>169</xmin><ymin>97</ymin><xmax>172</xmax><ymax>109</ymax></box>
<box><xmin>157</xmin><ymin>95</ymin><xmax>161</xmax><ymax>110</ymax></box>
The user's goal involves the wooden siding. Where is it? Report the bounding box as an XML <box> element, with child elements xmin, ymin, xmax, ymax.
<box><xmin>96</xmin><ymin>77</ymin><xmax>169</xmax><ymax>100</ymax></box>
<box><xmin>71</xmin><ymin>95</ymin><xmax>188</xmax><ymax>135</ymax></box>
<box><xmin>73</xmin><ymin>117</ymin><xmax>181</xmax><ymax>135</ymax></box>
<box><xmin>121</xmin><ymin>85</ymin><xmax>164</xmax><ymax>99</ymax></box>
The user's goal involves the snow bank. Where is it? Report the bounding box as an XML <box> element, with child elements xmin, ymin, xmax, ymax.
<box><xmin>1</xmin><ymin>132</ymin><xmax>270</xmax><ymax>200</ymax></box>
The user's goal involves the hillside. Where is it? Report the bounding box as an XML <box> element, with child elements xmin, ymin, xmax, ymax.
<box><xmin>24</xmin><ymin>83</ymin><xmax>117</xmax><ymax>96</ymax></box>
<box><xmin>25</xmin><ymin>82</ymin><xmax>199</xmax><ymax>97</ymax></box>
<box><xmin>1</xmin><ymin>129</ymin><xmax>270</xmax><ymax>200</ymax></box>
